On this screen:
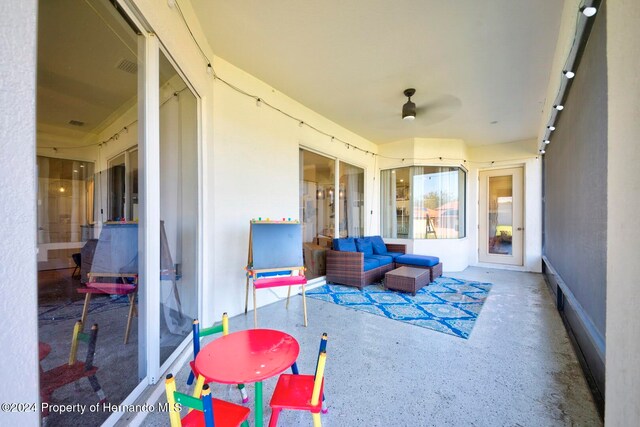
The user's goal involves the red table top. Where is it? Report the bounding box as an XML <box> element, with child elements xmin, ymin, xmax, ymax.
<box><xmin>195</xmin><ymin>329</ymin><xmax>299</xmax><ymax>384</ymax></box>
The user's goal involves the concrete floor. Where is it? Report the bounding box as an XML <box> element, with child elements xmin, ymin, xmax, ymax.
<box><xmin>140</xmin><ymin>267</ymin><xmax>602</xmax><ymax>426</ymax></box>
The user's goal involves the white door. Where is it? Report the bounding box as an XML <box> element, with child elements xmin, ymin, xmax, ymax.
<box><xmin>479</xmin><ymin>167</ymin><xmax>524</xmax><ymax>266</ymax></box>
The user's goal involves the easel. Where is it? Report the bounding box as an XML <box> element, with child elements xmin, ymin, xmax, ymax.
<box><xmin>426</xmin><ymin>215</ymin><xmax>438</xmax><ymax>239</ymax></box>
<box><xmin>244</xmin><ymin>219</ymin><xmax>308</xmax><ymax>328</ymax></box>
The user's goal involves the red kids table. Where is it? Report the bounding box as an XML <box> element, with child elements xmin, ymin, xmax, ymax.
<box><xmin>195</xmin><ymin>329</ymin><xmax>299</xmax><ymax>427</ymax></box>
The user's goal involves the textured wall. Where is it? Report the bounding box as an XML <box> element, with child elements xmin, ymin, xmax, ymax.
<box><xmin>0</xmin><ymin>0</ymin><xmax>40</xmax><ymax>423</ymax></box>
<box><xmin>606</xmin><ymin>0</ymin><xmax>640</xmax><ymax>424</ymax></box>
<box><xmin>544</xmin><ymin>5</ymin><xmax>608</xmax><ymax>339</ymax></box>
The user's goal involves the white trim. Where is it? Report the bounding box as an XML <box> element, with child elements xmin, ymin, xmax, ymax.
<box><xmin>140</xmin><ymin>32</ymin><xmax>161</xmax><ymax>385</ymax></box>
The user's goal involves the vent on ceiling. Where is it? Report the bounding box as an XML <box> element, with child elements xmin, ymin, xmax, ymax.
<box><xmin>116</xmin><ymin>58</ymin><xmax>138</xmax><ymax>74</ymax></box>
<box><xmin>69</xmin><ymin>120</ymin><xmax>85</xmax><ymax>127</ymax></box>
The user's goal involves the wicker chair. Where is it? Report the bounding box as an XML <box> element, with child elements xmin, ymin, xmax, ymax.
<box><xmin>325</xmin><ymin>242</ymin><xmax>405</xmax><ymax>289</ymax></box>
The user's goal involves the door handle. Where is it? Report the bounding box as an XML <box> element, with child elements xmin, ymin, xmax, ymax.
<box><xmin>517</xmin><ymin>227</ymin><xmax>524</xmax><ymax>231</ymax></box>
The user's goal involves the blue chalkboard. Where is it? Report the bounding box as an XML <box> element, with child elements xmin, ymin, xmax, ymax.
<box><xmin>250</xmin><ymin>222</ymin><xmax>303</xmax><ymax>270</ymax></box>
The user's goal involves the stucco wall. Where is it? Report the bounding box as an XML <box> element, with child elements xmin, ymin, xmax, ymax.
<box><xmin>606</xmin><ymin>0</ymin><xmax>640</xmax><ymax>424</ymax></box>
<box><xmin>0</xmin><ymin>0</ymin><xmax>40</xmax><ymax>423</ymax></box>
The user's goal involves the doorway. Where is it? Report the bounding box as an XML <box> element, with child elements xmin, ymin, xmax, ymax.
<box><xmin>479</xmin><ymin>167</ymin><xmax>524</xmax><ymax>266</ymax></box>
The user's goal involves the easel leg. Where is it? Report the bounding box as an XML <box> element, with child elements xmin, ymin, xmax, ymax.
<box><xmin>302</xmin><ymin>284</ymin><xmax>308</xmax><ymax>327</ymax></box>
<box><xmin>80</xmin><ymin>293</ymin><xmax>91</xmax><ymax>329</ymax></box>
<box><xmin>124</xmin><ymin>293</ymin><xmax>136</xmax><ymax>345</ymax></box>
<box><xmin>253</xmin><ymin>286</ymin><xmax>258</xmax><ymax>329</ymax></box>
<box><xmin>245</xmin><ymin>277</ymin><xmax>250</xmax><ymax>314</ymax></box>
<box><xmin>286</xmin><ymin>285</ymin><xmax>291</xmax><ymax>309</ymax></box>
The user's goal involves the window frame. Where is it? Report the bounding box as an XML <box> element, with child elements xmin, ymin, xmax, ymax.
<box><xmin>380</xmin><ymin>164</ymin><xmax>467</xmax><ymax>240</ymax></box>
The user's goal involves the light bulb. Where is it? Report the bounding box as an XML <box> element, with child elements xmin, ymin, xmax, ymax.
<box><xmin>563</xmin><ymin>70</ymin><xmax>575</xmax><ymax>78</ymax></box>
<box><xmin>581</xmin><ymin>6</ymin><xmax>597</xmax><ymax>17</ymax></box>
<box><xmin>554</xmin><ymin>105</ymin><xmax>564</xmax><ymax>111</ymax></box>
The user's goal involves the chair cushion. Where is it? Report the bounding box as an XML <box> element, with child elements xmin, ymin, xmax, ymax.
<box><xmin>369</xmin><ymin>235</ymin><xmax>388</xmax><ymax>255</ymax></box>
<box><xmin>363</xmin><ymin>257</ymin><xmax>380</xmax><ymax>271</ymax></box>
<box><xmin>333</xmin><ymin>238</ymin><xmax>357</xmax><ymax>252</ymax></box>
<box><xmin>395</xmin><ymin>254</ymin><xmax>440</xmax><ymax>267</ymax></box>
<box><xmin>355</xmin><ymin>238</ymin><xmax>374</xmax><ymax>256</ymax></box>
<box><xmin>366</xmin><ymin>254</ymin><xmax>393</xmax><ymax>266</ymax></box>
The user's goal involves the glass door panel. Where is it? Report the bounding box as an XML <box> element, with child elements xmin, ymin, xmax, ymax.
<box><xmin>479</xmin><ymin>167</ymin><xmax>523</xmax><ymax>266</ymax></box>
<box><xmin>299</xmin><ymin>150</ymin><xmax>334</xmax><ymax>279</ymax></box>
<box><xmin>36</xmin><ymin>0</ymin><xmax>143</xmax><ymax>424</ymax></box>
<box><xmin>488</xmin><ymin>176</ymin><xmax>513</xmax><ymax>255</ymax></box>
<box><xmin>339</xmin><ymin>161</ymin><xmax>364</xmax><ymax>238</ymax></box>
<box><xmin>158</xmin><ymin>50</ymin><xmax>198</xmax><ymax>364</ymax></box>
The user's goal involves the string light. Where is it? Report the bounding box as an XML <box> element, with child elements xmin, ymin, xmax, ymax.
<box><xmin>540</xmin><ymin>1</ymin><xmax>600</xmax><ymax>154</ymax></box>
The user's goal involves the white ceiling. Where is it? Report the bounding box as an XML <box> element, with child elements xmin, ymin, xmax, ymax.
<box><xmin>37</xmin><ymin>0</ymin><xmax>176</xmax><ymax>140</ymax></box>
<box><xmin>191</xmin><ymin>0</ymin><xmax>564</xmax><ymax>146</ymax></box>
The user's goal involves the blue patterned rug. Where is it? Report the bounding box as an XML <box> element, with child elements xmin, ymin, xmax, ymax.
<box><xmin>306</xmin><ymin>277</ymin><xmax>492</xmax><ymax>339</ymax></box>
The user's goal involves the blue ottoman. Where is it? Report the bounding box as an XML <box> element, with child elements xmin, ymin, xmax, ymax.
<box><xmin>394</xmin><ymin>254</ymin><xmax>443</xmax><ymax>282</ymax></box>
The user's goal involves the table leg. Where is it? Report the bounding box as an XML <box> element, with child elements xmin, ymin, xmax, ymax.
<box><xmin>255</xmin><ymin>381</ymin><xmax>263</xmax><ymax>427</ymax></box>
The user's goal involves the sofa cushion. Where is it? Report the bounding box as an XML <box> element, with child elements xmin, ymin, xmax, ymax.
<box><xmin>385</xmin><ymin>251</ymin><xmax>404</xmax><ymax>261</ymax></box>
<box><xmin>355</xmin><ymin>238</ymin><xmax>374</xmax><ymax>256</ymax></box>
<box><xmin>369</xmin><ymin>235</ymin><xmax>388</xmax><ymax>255</ymax></box>
<box><xmin>396</xmin><ymin>254</ymin><xmax>440</xmax><ymax>267</ymax></box>
<box><xmin>367</xmin><ymin>254</ymin><xmax>393</xmax><ymax>266</ymax></box>
<box><xmin>363</xmin><ymin>257</ymin><xmax>381</xmax><ymax>271</ymax></box>
<box><xmin>333</xmin><ymin>238</ymin><xmax>357</xmax><ymax>252</ymax></box>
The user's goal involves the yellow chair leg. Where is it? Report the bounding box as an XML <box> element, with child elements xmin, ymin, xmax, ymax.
<box><xmin>312</xmin><ymin>412</ymin><xmax>322</xmax><ymax>427</ymax></box>
<box><xmin>192</xmin><ymin>374</ymin><xmax>206</xmax><ymax>412</ymax></box>
<box><xmin>165</xmin><ymin>375</ymin><xmax>181</xmax><ymax>427</ymax></box>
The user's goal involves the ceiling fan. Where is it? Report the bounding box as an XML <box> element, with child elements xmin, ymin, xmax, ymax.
<box><xmin>400</xmin><ymin>87</ymin><xmax>461</xmax><ymax>123</ymax></box>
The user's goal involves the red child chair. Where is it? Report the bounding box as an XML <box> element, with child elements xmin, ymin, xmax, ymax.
<box><xmin>187</xmin><ymin>313</ymin><xmax>248</xmax><ymax>403</ymax></box>
<box><xmin>165</xmin><ymin>374</ymin><xmax>250</xmax><ymax>427</ymax></box>
<box><xmin>40</xmin><ymin>321</ymin><xmax>106</xmax><ymax>418</ymax></box>
<box><xmin>268</xmin><ymin>349</ymin><xmax>328</xmax><ymax>427</ymax></box>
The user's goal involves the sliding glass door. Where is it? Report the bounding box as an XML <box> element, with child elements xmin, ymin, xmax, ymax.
<box><xmin>299</xmin><ymin>150</ymin><xmax>365</xmax><ymax>279</ymax></box>
<box><xmin>158</xmin><ymin>50</ymin><xmax>199</xmax><ymax>365</ymax></box>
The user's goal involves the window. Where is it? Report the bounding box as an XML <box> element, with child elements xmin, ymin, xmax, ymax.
<box><xmin>381</xmin><ymin>166</ymin><xmax>466</xmax><ymax>239</ymax></box>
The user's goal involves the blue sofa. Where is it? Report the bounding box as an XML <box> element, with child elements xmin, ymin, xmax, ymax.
<box><xmin>325</xmin><ymin>236</ymin><xmax>442</xmax><ymax>289</ymax></box>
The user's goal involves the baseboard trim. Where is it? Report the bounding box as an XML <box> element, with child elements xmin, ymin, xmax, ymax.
<box><xmin>542</xmin><ymin>256</ymin><xmax>605</xmax><ymax>417</ymax></box>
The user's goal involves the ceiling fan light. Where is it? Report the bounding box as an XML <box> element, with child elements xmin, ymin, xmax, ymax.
<box><xmin>402</xmin><ymin>88</ymin><xmax>416</xmax><ymax>120</ymax></box>
<box><xmin>402</xmin><ymin>101</ymin><xmax>416</xmax><ymax>120</ymax></box>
